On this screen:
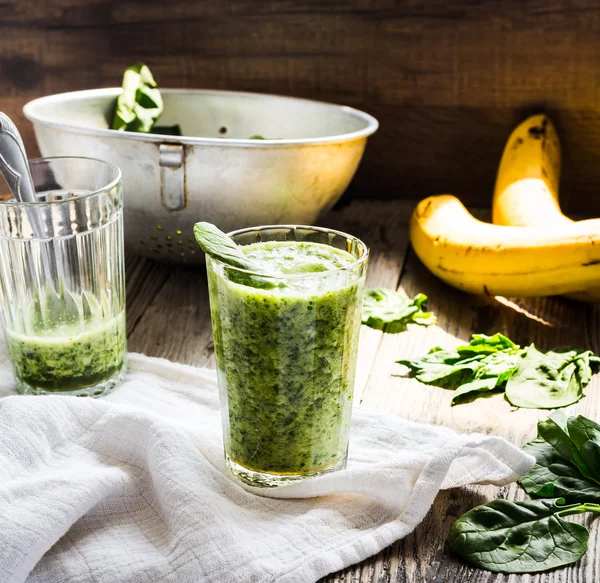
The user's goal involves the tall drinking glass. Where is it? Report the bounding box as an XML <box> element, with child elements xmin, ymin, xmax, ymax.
<box><xmin>206</xmin><ymin>225</ymin><xmax>368</xmax><ymax>487</ymax></box>
<box><xmin>0</xmin><ymin>157</ymin><xmax>127</xmax><ymax>396</ymax></box>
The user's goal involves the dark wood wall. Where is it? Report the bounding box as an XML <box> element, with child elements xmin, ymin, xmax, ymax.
<box><xmin>2</xmin><ymin>0</ymin><xmax>600</xmax><ymax>214</ymax></box>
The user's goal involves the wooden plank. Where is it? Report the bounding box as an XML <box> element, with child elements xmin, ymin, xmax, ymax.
<box><xmin>3</xmin><ymin>0</ymin><xmax>600</xmax><ymax>212</ymax></box>
<box><xmin>124</xmin><ymin>253</ymin><xmax>172</xmax><ymax>335</ymax></box>
<box><xmin>127</xmin><ymin>265</ymin><xmax>216</xmax><ymax>367</ymax></box>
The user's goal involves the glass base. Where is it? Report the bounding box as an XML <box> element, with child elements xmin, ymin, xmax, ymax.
<box><xmin>15</xmin><ymin>365</ymin><xmax>127</xmax><ymax>398</ymax></box>
<box><xmin>226</xmin><ymin>454</ymin><xmax>346</xmax><ymax>488</ymax></box>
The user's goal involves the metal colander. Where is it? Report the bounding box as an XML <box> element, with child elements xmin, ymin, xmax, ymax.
<box><xmin>24</xmin><ymin>88</ymin><xmax>378</xmax><ymax>263</ymax></box>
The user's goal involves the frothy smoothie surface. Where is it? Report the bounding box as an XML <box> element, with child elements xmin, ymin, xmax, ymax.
<box><xmin>242</xmin><ymin>241</ymin><xmax>356</xmax><ymax>276</ymax></box>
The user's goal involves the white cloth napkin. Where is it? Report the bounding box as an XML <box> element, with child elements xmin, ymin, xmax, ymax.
<box><xmin>0</xmin><ymin>353</ymin><xmax>534</xmax><ymax>583</ymax></box>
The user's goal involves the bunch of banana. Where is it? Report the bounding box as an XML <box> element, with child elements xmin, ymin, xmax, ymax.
<box><xmin>410</xmin><ymin>114</ymin><xmax>600</xmax><ymax>300</ymax></box>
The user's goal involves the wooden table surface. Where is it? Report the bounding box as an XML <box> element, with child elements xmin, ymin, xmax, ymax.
<box><xmin>125</xmin><ymin>200</ymin><xmax>600</xmax><ymax>583</ymax></box>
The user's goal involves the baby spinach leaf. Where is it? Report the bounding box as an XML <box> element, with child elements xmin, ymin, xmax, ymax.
<box><xmin>536</xmin><ymin>412</ymin><xmax>592</xmax><ymax>479</ymax></box>
<box><xmin>398</xmin><ymin>348</ymin><xmax>484</xmax><ymax>389</ymax></box>
<box><xmin>457</xmin><ymin>333</ymin><xmax>517</xmax><ymax>356</ymax></box>
<box><xmin>402</xmin><ymin>334</ymin><xmax>599</xmax><ymax>409</ymax></box>
<box><xmin>448</xmin><ymin>498</ymin><xmax>594</xmax><ymax>573</ymax></box>
<box><xmin>194</xmin><ymin>222</ymin><xmax>257</xmax><ymax>271</ymax></box>
<box><xmin>451</xmin><ymin>413</ymin><xmax>600</xmax><ymax>574</ymax></box>
<box><xmin>111</xmin><ymin>63</ymin><xmax>163</xmax><ymax>133</ymax></box>
<box><xmin>450</xmin><ymin>349</ymin><xmax>520</xmax><ymax>405</ymax></box>
<box><xmin>193</xmin><ymin>222</ymin><xmax>277</xmax><ymax>290</ymax></box>
<box><xmin>521</xmin><ymin>438</ymin><xmax>600</xmax><ymax>502</ymax></box>
<box><xmin>362</xmin><ymin>290</ymin><xmax>436</xmax><ymax>333</ymax></box>
<box><xmin>566</xmin><ymin>415</ymin><xmax>600</xmax><ymax>484</ymax></box>
<box><xmin>450</xmin><ymin>377</ymin><xmax>501</xmax><ymax>404</ymax></box>
<box><xmin>398</xmin><ymin>333</ymin><xmax>520</xmax><ymax>401</ymax></box>
<box><xmin>505</xmin><ymin>347</ymin><xmax>598</xmax><ymax>409</ymax></box>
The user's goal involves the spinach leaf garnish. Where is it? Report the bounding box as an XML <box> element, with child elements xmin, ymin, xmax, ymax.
<box><xmin>193</xmin><ymin>222</ymin><xmax>277</xmax><ymax>290</ymax></box>
<box><xmin>111</xmin><ymin>63</ymin><xmax>163</xmax><ymax>133</ymax></box>
<box><xmin>362</xmin><ymin>289</ymin><xmax>436</xmax><ymax>333</ymax></box>
<box><xmin>448</xmin><ymin>412</ymin><xmax>600</xmax><ymax>573</ymax></box>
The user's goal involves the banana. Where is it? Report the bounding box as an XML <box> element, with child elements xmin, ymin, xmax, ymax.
<box><xmin>492</xmin><ymin>114</ymin><xmax>563</xmax><ymax>227</ymax></box>
<box><xmin>410</xmin><ymin>195</ymin><xmax>600</xmax><ymax>297</ymax></box>
<box><xmin>493</xmin><ymin>113</ymin><xmax>600</xmax><ymax>301</ymax></box>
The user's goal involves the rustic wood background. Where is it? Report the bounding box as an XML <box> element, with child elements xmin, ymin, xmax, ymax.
<box><xmin>2</xmin><ymin>0</ymin><xmax>600</xmax><ymax>214</ymax></box>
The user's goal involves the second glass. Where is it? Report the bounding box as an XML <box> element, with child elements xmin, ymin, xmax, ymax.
<box><xmin>0</xmin><ymin>157</ymin><xmax>127</xmax><ymax>397</ymax></box>
<box><xmin>207</xmin><ymin>225</ymin><xmax>368</xmax><ymax>487</ymax></box>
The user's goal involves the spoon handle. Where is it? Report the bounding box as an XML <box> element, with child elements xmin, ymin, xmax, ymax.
<box><xmin>0</xmin><ymin>113</ymin><xmax>37</xmax><ymax>203</ymax></box>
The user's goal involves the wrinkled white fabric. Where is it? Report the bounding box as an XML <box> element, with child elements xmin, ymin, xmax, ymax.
<box><xmin>0</xmin><ymin>353</ymin><xmax>534</xmax><ymax>583</ymax></box>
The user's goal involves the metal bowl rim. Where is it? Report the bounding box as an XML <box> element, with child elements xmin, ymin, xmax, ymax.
<box><xmin>23</xmin><ymin>88</ymin><xmax>379</xmax><ymax>147</ymax></box>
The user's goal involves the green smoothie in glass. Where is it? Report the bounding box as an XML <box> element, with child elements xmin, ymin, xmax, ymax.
<box><xmin>203</xmin><ymin>225</ymin><xmax>368</xmax><ymax>487</ymax></box>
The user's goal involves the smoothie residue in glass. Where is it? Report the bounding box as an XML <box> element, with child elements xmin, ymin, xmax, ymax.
<box><xmin>5</xmin><ymin>292</ymin><xmax>127</xmax><ymax>393</ymax></box>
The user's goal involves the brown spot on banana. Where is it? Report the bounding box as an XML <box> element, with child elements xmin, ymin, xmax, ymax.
<box><xmin>511</xmin><ymin>137</ymin><xmax>524</xmax><ymax>150</ymax></box>
<box><xmin>528</xmin><ymin>125</ymin><xmax>546</xmax><ymax>139</ymax></box>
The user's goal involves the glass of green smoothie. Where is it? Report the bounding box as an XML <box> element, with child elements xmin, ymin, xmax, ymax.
<box><xmin>205</xmin><ymin>225</ymin><xmax>368</xmax><ymax>487</ymax></box>
<box><xmin>0</xmin><ymin>157</ymin><xmax>127</xmax><ymax>397</ymax></box>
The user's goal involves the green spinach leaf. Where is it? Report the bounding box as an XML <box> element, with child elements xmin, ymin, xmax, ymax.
<box><xmin>398</xmin><ymin>333</ymin><xmax>520</xmax><ymax>402</ymax></box>
<box><xmin>448</xmin><ymin>498</ymin><xmax>595</xmax><ymax>573</ymax></box>
<box><xmin>521</xmin><ymin>438</ymin><xmax>600</xmax><ymax>502</ymax></box>
<box><xmin>111</xmin><ymin>63</ymin><xmax>163</xmax><ymax>133</ymax></box>
<box><xmin>505</xmin><ymin>347</ymin><xmax>599</xmax><ymax>409</ymax></box>
<box><xmin>402</xmin><ymin>334</ymin><xmax>599</xmax><ymax>409</ymax></box>
<box><xmin>193</xmin><ymin>222</ymin><xmax>277</xmax><ymax>290</ymax></box>
<box><xmin>450</xmin><ymin>413</ymin><xmax>600</xmax><ymax>573</ymax></box>
<box><xmin>567</xmin><ymin>414</ymin><xmax>600</xmax><ymax>483</ymax></box>
<box><xmin>450</xmin><ymin>349</ymin><xmax>520</xmax><ymax>404</ymax></box>
<box><xmin>362</xmin><ymin>290</ymin><xmax>436</xmax><ymax>333</ymax></box>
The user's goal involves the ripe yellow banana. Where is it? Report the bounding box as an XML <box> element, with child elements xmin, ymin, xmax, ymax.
<box><xmin>493</xmin><ymin>113</ymin><xmax>600</xmax><ymax>301</ymax></box>
<box><xmin>410</xmin><ymin>195</ymin><xmax>600</xmax><ymax>297</ymax></box>
<box><xmin>492</xmin><ymin>114</ymin><xmax>563</xmax><ymax>227</ymax></box>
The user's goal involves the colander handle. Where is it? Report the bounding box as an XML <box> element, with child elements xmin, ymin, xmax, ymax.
<box><xmin>159</xmin><ymin>143</ymin><xmax>186</xmax><ymax>211</ymax></box>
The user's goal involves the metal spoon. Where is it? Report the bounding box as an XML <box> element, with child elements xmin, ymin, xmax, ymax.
<box><xmin>0</xmin><ymin>112</ymin><xmax>60</xmax><ymax>289</ymax></box>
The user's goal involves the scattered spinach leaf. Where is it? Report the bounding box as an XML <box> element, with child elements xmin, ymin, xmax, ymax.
<box><xmin>400</xmin><ymin>334</ymin><xmax>599</xmax><ymax>408</ymax></box>
<box><xmin>448</xmin><ymin>498</ymin><xmax>595</xmax><ymax>573</ymax></box>
<box><xmin>398</xmin><ymin>333</ymin><xmax>520</xmax><ymax>404</ymax></box>
<box><xmin>362</xmin><ymin>290</ymin><xmax>436</xmax><ymax>333</ymax></box>
<box><xmin>111</xmin><ymin>63</ymin><xmax>163</xmax><ymax>133</ymax></box>
<box><xmin>506</xmin><ymin>347</ymin><xmax>600</xmax><ymax>409</ymax></box>
<box><xmin>449</xmin><ymin>412</ymin><xmax>600</xmax><ymax>573</ymax></box>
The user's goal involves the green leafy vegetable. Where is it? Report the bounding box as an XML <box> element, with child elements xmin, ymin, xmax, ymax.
<box><xmin>399</xmin><ymin>334</ymin><xmax>599</xmax><ymax>408</ymax></box>
<box><xmin>398</xmin><ymin>333</ymin><xmax>520</xmax><ymax>404</ymax></box>
<box><xmin>521</xmin><ymin>438</ymin><xmax>600</xmax><ymax>503</ymax></box>
<box><xmin>362</xmin><ymin>290</ymin><xmax>436</xmax><ymax>333</ymax></box>
<box><xmin>249</xmin><ymin>135</ymin><xmax>266</xmax><ymax>139</ymax></box>
<box><xmin>449</xmin><ymin>412</ymin><xmax>600</xmax><ymax>573</ymax></box>
<box><xmin>111</xmin><ymin>63</ymin><xmax>163</xmax><ymax>132</ymax></box>
<box><xmin>193</xmin><ymin>222</ymin><xmax>277</xmax><ymax>290</ymax></box>
<box><xmin>505</xmin><ymin>347</ymin><xmax>600</xmax><ymax>409</ymax></box>
<box><xmin>448</xmin><ymin>498</ymin><xmax>595</xmax><ymax>573</ymax></box>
